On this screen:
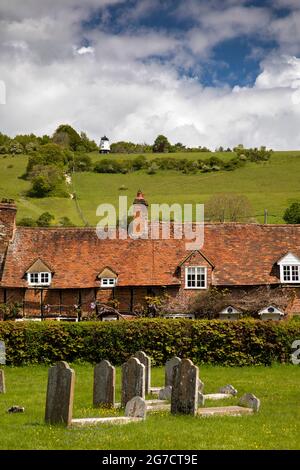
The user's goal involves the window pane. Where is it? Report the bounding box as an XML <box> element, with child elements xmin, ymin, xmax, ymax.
<box><xmin>283</xmin><ymin>266</ymin><xmax>290</xmax><ymax>281</ymax></box>
<box><xmin>292</xmin><ymin>266</ymin><xmax>299</xmax><ymax>281</ymax></box>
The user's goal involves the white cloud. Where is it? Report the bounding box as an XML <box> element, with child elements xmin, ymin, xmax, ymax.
<box><xmin>76</xmin><ymin>46</ymin><xmax>95</xmax><ymax>55</ymax></box>
<box><xmin>0</xmin><ymin>1</ymin><xmax>300</xmax><ymax>150</ymax></box>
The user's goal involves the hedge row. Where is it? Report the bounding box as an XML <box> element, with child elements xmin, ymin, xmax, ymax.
<box><xmin>0</xmin><ymin>319</ymin><xmax>299</xmax><ymax>366</ymax></box>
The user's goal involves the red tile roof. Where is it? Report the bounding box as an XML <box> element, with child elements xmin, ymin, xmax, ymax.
<box><xmin>1</xmin><ymin>223</ymin><xmax>300</xmax><ymax>288</ymax></box>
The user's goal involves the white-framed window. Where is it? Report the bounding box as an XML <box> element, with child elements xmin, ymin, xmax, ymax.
<box><xmin>185</xmin><ymin>266</ymin><xmax>207</xmax><ymax>289</ymax></box>
<box><xmin>27</xmin><ymin>272</ymin><xmax>51</xmax><ymax>286</ymax></box>
<box><xmin>101</xmin><ymin>278</ymin><xmax>116</xmax><ymax>287</ymax></box>
<box><xmin>281</xmin><ymin>265</ymin><xmax>300</xmax><ymax>283</ymax></box>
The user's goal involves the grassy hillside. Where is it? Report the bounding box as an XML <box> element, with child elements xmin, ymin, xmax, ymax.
<box><xmin>0</xmin><ymin>151</ymin><xmax>299</xmax><ymax>225</ymax></box>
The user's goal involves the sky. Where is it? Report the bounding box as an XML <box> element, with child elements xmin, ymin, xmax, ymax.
<box><xmin>1</xmin><ymin>0</ymin><xmax>300</xmax><ymax>149</ymax></box>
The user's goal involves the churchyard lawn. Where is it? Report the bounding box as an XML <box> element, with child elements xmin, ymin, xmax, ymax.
<box><xmin>0</xmin><ymin>363</ymin><xmax>299</xmax><ymax>450</ymax></box>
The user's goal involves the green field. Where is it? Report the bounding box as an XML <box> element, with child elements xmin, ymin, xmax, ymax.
<box><xmin>0</xmin><ymin>151</ymin><xmax>300</xmax><ymax>225</ymax></box>
<box><xmin>0</xmin><ymin>363</ymin><xmax>299</xmax><ymax>449</ymax></box>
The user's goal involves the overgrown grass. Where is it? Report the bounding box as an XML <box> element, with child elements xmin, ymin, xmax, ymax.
<box><xmin>0</xmin><ymin>364</ymin><xmax>299</xmax><ymax>449</ymax></box>
<box><xmin>1</xmin><ymin>151</ymin><xmax>300</xmax><ymax>225</ymax></box>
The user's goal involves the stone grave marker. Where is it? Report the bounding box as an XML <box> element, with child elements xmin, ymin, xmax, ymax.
<box><xmin>0</xmin><ymin>369</ymin><xmax>5</xmax><ymax>394</ymax></box>
<box><xmin>93</xmin><ymin>360</ymin><xmax>115</xmax><ymax>407</ymax></box>
<box><xmin>239</xmin><ymin>393</ymin><xmax>260</xmax><ymax>412</ymax></box>
<box><xmin>165</xmin><ymin>356</ymin><xmax>181</xmax><ymax>387</ymax></box>
<box><xmin>0</xmin><ymin>341</ymin><xmax>5</xmax><ymax>365</ymax></box>
<box><xmin>121</xmin><ymin>357</ymin><xmax>145</xmax><ymax>407</ymax></box>
<box><xmin>45</xmin><ymin>361</ymin><xmax>75</xmax><ymax>426</ymax></box>
<box><xmin>134</xmin><ymin>351</ymin><xmax>151</xmax><ymax>395</ymax></box>
<box><xmin>125</xmin><ymin>396</ymin><xmax>147</xmax><ymax>419</ymax></box>
<box><xmin>219</xmin><ymin>384</ymin><xmax>237</xmax><ymax>396</ymax></box>
<box><xmin>171</xmin><ymin>358</ymin><xmax>199</xmax><ymax>416</ymax></box>
<box><xmin>158</xmin><ymin>385</ymin><xmax>172</xmax><ymax>401</ymax></box>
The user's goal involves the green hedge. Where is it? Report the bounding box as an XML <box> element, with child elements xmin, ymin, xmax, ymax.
<box><xmin>0</xmin><ymin>319</ymin><xmax>299</xmax><ymax>366</ymax></box>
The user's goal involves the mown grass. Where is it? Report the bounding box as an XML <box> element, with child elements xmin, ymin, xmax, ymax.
<box><xmin>1</xmin><ymin>151</ymin><xmax>300</xmax><ymax>225</ymax></box>
<box><xmin>0</xmin><ymin>364</ymin><xmax>299</xmax><ymax>450</ymax></box>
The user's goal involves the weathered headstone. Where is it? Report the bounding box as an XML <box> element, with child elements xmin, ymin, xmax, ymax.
<box><xmin>219</xmin><ymin>384</ymin><xmax>237</xmax><ymax>396</ymax></box>
<box><xmin>198</xmin><ymin>379</ymin><xmax>204</xmax><ymax>393</ymax></box>
<box><xmin>45</xmin><ymin>361</ymin><xmax>75</xmax><ymax>426</ymax></box>
<box><xmin>93</xmin><ymin>360</ymin><xmax>115</xmax><ymax>407</ymax></box>
<box><xmin>198</xmin><ymin>392</ymin><xmax>205</xmax><ymax>406</ymax></box>
<box><xmin>158</xmin><ymin>385</ymin><xmax>172</xmax><ymax>401</ymax></box>
<box><xmin>125</xmin><ymin>396</ymin><xmax>147</xmax><ymax>419</ymax></box>
<box><xmin>171</xmin><ymin>358</ymin><xmax>199</xmax><ymax>416</ymax></box>
<box><xmin>0</xmin><ymin>369</ymin><xmax>5</xmax><ymax>394</ymax></box>
<box><xmin>0</xmin><ymin>341</ymin><xmax>5</xmax><ymax>365</ymax></box>
<box><xmin>165</xmin><ymin>356</ymin><xmax>181</xmax><ymax>387</ymax></box>
<box><xmin>134</xmin><ymin>351</ymin><xmax>151</xmax><ymax>395</ymax></box>
<box><xmin>239</xmin><ymin>393</ymin><xmax>260</xmax><ymax>412</ymax></box>
<box><xmin>121</xmin><ymin>357</ymin><xmax>145</xmax><ymax>407</ymax></box>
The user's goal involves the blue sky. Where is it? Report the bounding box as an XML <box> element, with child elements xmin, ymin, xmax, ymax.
<box><xmin>0</xmin><ymin>0</ymin><xmax>300</xmax><ymax>149</ymax></box>
<box><xmin>82</xmin><ymin>0</ymin><xmax>294</xmax><ymax>86</ymax></box>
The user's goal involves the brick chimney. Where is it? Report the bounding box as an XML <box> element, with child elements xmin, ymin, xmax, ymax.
<box><xmin>131</xmin><ymin>190</ymin><xmax>148</xmax><ymax>238</ymax></box>
<box><xmin>0</xmin><ymin>199</ymin><xmax>17</xmax><ymax>246</ymax></box>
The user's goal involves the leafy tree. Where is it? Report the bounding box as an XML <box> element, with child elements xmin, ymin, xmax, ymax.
<box><xmin>0</xmin><ymin>145</ymin><xmax>8</xmax><ymax>154</ymax></box>
<box><xmin>30</xmin><ymin>175</ymin><xmax>52</xmax><ymax>197</ymax></box>
<box><xmin>283</xmin><ymin>202</ymin><xmax>300</xmax><ymax>224</ymax></box>
<box><xmin>28</xmin><ymin>165</ymin><xmax>64</xmax><ymax>197</ymax></box>
<box><xmin>36</xmin><ymin>212</ymin><xmax>54</xmax><ymax>227</ymax></box>
<box><xmin>70</xmin><ymin>154</ymin><xmax>92</xmax><ymax>172</ymax></box>
<box><xmin>26</xmin><ymin>144</ymin><xmax>65</xmax><ymax>176</ymax></box>
<box><xmin>206</xmin><ymin>193</ymin><xmax>253</xmax><ymax>222</ymax></box>
<box><xmin>37</xmin><ymin>135</ymin><xmax>51</xmax><ymax>145</ymax></box>
<box><xmin>9</xmin><ymin>142</ymin><xmax>23</xmax><ymax>154</ymax></box>
<box><xmin>53</xmin><ymin>124</ymin><xmax>82</xmax><ymax>151</ymax></box>
<box><xmin>152</xmin><ymin>135</ymin><xmax>171</xmax><ymax>153</ymax></box>
<box><xmin>80</xmin><ymin>132</ymin><xmax>98</xmax><ymax>152</ymax></box>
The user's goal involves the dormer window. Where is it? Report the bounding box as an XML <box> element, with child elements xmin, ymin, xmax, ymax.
<box><xmin>185</xmin><ymin>266</ymin><xmax>207</xmax><ymax>289</ymax></box>
<box><xmin>277</xmin><ymin>252</ymin><xmax>300</xmax><ymax>284</ymax></box>
<box><xmin>101</xmin><ymin>278</ymin><xmax>116</xmax><ymax>287</ymax></box>
<box><xmin>28</xmin><ymin>272</ymin><xmax>51</xmax><ymax>286</ymax></box>
<box><xmin>25</xmin><ymin>258</ymin><xmax>52</xmax><ymax>287</ymax></box>
<box><xmin>98</xmin><ymin>266</ymin><xmax>118</xmax><ymax>288</ymax></box>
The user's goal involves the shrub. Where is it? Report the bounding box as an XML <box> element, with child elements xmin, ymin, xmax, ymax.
<box><xmin>70</xmin><ymin>154</ymin><xmax>92</xmax><ymax>172</ymax></box>
<box><xmin>36</xmin><ymin>212</ymin><xmax>54</xmax><ymax>227</ymax></box>
<box><xmin>59</xmin><ymin>216</ymin><xmax>75</xmax><ymax>227</ymax></box>
<box><xmin>0</xmin><ymin>319</ymin><xmax>299</xmax><ymax>366</ymax></box>
<box><xmin>18</xmin><ymin>217</ymin><xmax>36</xmax><ymax>227</ymax></box>
<box><xmin>283</xmin><ymin>202</ymin><xmax>300</xmax><ymax>224</ymax></box>
<box><xmin>94</xmin><ymin>159</ymin><xmax>123</xmax><ymax>173</ymax></box>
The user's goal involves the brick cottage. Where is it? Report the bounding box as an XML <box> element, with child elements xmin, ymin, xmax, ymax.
<box><xmin>0</xmin><ymin>195</ymin><xmax>300</xmax><ymax>320</ymax></box>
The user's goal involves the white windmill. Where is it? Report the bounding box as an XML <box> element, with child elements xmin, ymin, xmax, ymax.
<box><xmin>99</xmin><ymin>135</ymin><xmax>110</xmax><ymax>154</ymax></box>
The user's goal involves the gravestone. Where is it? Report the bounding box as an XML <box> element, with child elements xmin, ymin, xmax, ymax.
<box><xmin>198</xmin><ymin>379</ymin><xmax>204</xmax><ymax>393</ymax></box>
<box><xmin>239</xmin><ymin>393</ymin><xmax>260</xmax><ymax>412</ymax></box>
<box><xmin>134</xmin><ymin>351</ymin><xmax>151</xmax><ymax>395</ymax></box>
<box><xmin>158</xmin><ymin>385</ymin><xmax>172</xmax><ymax>401</ymax></box>
<box><xmin>45</xmin><ymin>361</ymin><xmax>75</xmax><ymax>426</ymax></box>
<box><xmin>165</xmin><ymin>356</ymin><xmax>181</xmax><ymax>387</ymax></box>
<box><xmin>0</xmin><ymin>341</ymin><xmax>5</xmax><ymax>365</ymax></box>
<box><xmin>121</xmin><ymin>357</ymin><xmax>145</xmax><ymax>407</ymax></box>
<box><xmin>171</xmin><ymin>358</ymin><xmax>199</xmax><ymax>416</ymax></box>
<box><xmin>219</xmin><ymin>384</ymin><xmax>237</xmax><ymax>396</ymax></box>
<box><xmin>0</xmin><ymin>369</ymin><xmax>5</xmax><ymax>394</ymax></box>
<box><xmin>125</xmin><ymin>396</ymin><xmax>147</xmax><ymax>419</ymax></box>
<box><xmin>93</xmin><ymin>360</ymin><xmax>115</xmax><ymax>407</ymax></box>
